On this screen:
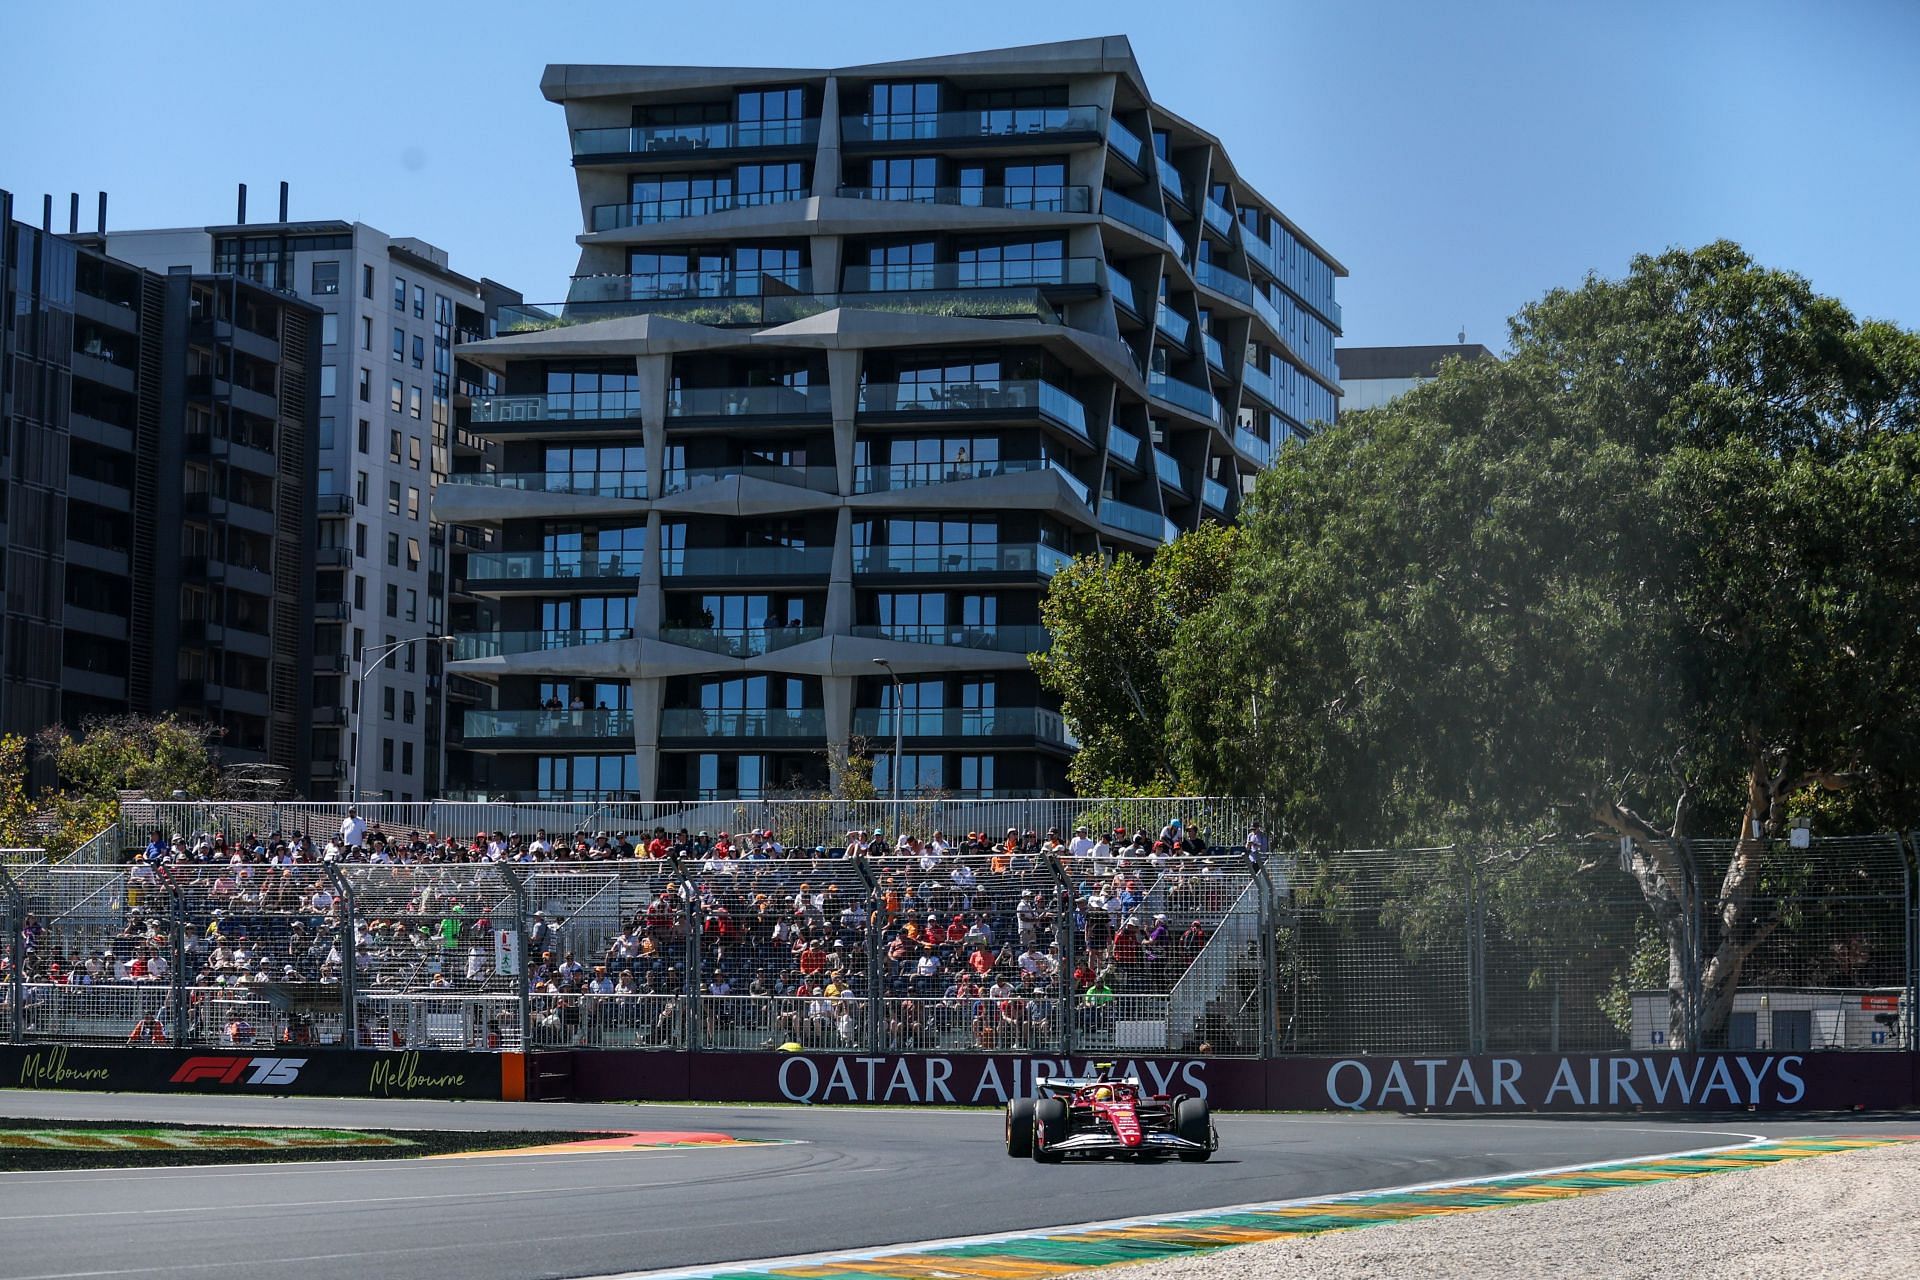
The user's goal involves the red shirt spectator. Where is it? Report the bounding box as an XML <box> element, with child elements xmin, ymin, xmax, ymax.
<box><xmin>798</xmin><ymin>943</ymin><xmax>827</xmax><ymax>975</ymax></box>
<box><xmin>969</xmin><ymin>948</ymin><xmax>994</xmax><ymax>976</ymax></box>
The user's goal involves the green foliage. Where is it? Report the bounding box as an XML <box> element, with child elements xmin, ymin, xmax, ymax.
<box><xmin>1033</xmin><ymin>523</ymin><xmax>1238</xmax><ymax>794</ymax></box>
<box><xmin>36</xmin><ymin>716</ymin><xmax>219</xmax><ymax>802</ymax></box>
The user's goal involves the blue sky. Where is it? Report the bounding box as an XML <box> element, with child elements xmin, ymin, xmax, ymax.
<box><xmin>4</xmin><ymin>0</ymin><xmax>1915</xmax><ymax>351</ymax></box>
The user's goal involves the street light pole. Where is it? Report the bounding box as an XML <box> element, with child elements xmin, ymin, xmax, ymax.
<box><xmin>349</xmin><ymin>634</ymin><xmax>456</xmax><ymax>802</ymax></box>
<box><xmin>871</xmin><ymin>657</ymin><xmax>903</xmax><ymax>834</ymax></box>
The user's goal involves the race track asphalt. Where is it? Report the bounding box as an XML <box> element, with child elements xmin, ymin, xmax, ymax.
<box><xmin>1</xmin><ymin>1091</ymin><xmax>1916</xmax><ymax>1280</ymax></box>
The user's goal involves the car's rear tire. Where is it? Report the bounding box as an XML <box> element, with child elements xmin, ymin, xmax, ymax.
<box><xmin>1032</xmin><ymin>1097</ymin><xmax>1067</xmax><ymax>1163</ymax></box>
<box><xmin>1005</xmin><ymin>1097</ymin><xmax>1035</xmax><ymax>1158</ymax></box>
<box><xmin>1174</xmin><ymin>1097</ymin><xmax>1211</xmax><ymax>1162</ymax></box>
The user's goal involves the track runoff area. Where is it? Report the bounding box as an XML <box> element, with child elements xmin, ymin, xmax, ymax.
<box><xmin>0</xmin><ymin>1091</ymin><xmax>1913</xmax><ymax>1280</ymax></box>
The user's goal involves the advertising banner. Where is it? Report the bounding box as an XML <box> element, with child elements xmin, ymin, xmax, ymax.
<box><xmin>1</xmin><ymin>1045</ymin><xmax>502</xmax><ymax>1100</ymax></box>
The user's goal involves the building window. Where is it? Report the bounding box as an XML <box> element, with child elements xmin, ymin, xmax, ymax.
<box><xmin>393</xmin><ymin>275</ymin><xmax>406</xmax><ymax>311</ymax></box>
<box><xmin>874</xmin><ymin>753</ymin><xmax>944</xmax><ymax>793</ymax></box>
<box><xmin>406</xmin><ymin>487</ymin><xmax>420</xmax><ymax>520</ymax></box>
<box><xmin>403</xmin><ymin>690</ymin><xmax>416</xmax><ymax>724</ymax></box>
<box><xmin>958</xmin><ymin>755</ymin><xmax>995</xmax><ymax>793</ymax></box>
<box><xmin>353</xmin><ymin>575</ymin><xmax>366</xmax><ymax>608</ymax></box>
<box><xmin>321</xmin><ymin>313</ymin><xmax>338</xmax><ymax>346</ymax></box>
<box><xmin>387</xmin><ymin>481</ymin><xmax>401</xmax><ymax>515</ymax></box>
<box><xmin>355</xmin><ymin>471</ymin><xmax>368</xmax><ymax>504</ymax></box>
<box><xmin>383</xmin><ymin>686</ymin><xmax>395</xmax><ymax>720</ymax></box>
<box><xmin>357</xmin><ymin>419</ymin><xmax>370</xmax><ymax>453</ymax></box>
<box><xmin>405</xmin><ymin>537</ymin><xmax>420</xmax><ymax>571</ymax></box>
<box><xmin>312</xmin><ymin>261</ymin><xmax>340</xmax><ymax>295</ymax></box>
<box><xmin>318</xmin><ymin>416</ymin><xmax>336</xmax><ymax>450</ymax></box>
<box><xmin>317</xmin><ymin>467</ymin><xmax>336</xmax><ymax>494</ymax></box>
<box><xmin>408</xmin><ymin>437</ymin><xmax>421</xmax><ymax>470</ymax></box>
<box><xmin>411</xmin><ymin>334</ymin><xmax>424</xmax><ymax>368</ymax></box>
<box><xmin>408</xmin><ymin>386</ymin><xmax>422</xmax><ymax>420</ymax></box>
<box><xmin>385</xmin><ymin>584</ymin><xmax>398</xmax><ymax>617</ymax></box>
<box><xmin>355</xmin><ymin>523</ymin><xmax>367</xmax><ymax>556</ymax></box>
<box><xmin>388</xmin><ymin>429</ymin><xmax>402</xmax><ymax>463</ymax></box>
<box><xmin>319</xmin><ymin>365</ymin><xmax>337</xmax><ymax>397</ymax></box>
<box><xmin>401</xmin><ymin>741</ymin><xmax>414</xmax><ymax>774</ymax></box>
<box><xmin>362</xmin><ymin>264</ymin><xmax>374</xmax><ymax>299</ymax></box>
<box><xmin>392</xmin><ymin>327</ymin><xmax>405</xmax><ymax>362</ymax></box>
<box><xmin>361</xmin><ymin>316</ymin><xmax>372</xmax><ymax>350</ymax></box>
<box><xmin>413</xmin><ymin>284</ymin><xmax>424</xmax><ymax>318</ymax></box>
<box><xmin>357</xmin><ymin>368</ymin><xmax>370</xmax><ymax>402</ymax></box>
<box><xmin>404</xmin><ymin>588</ymin><xmax>417</xmax><ymax>622</ymax></box>
<box><xmin>389</xmin><ymin>378</ymin><xmax>403</xmax><ymax>412</ymax></box>
<box><xmin>386</xmin><ymin>532</ymin><xmax>399</xmax><ymax>566</ymax></box>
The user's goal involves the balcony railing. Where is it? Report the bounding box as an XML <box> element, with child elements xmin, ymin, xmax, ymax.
<box><xmin>1155</xmin><ymin>302</ymin><xmax>1192</xmax><ymax>347</ymax></box>
<box><xmin>1106</xmin><ymin>266</ymin><xmax>1137</xmax><ymax>313</ymax></box>
<box><xmin>588</xmin><ymin>188</ymin><xmax>805</xmax><ymax>231</ymax></box>
<box><xmin>667</xmin><ymin>383</ymin><xmax>831</xmax><ymax>417</ymax></box>
<box><xmin>849</xmin><ymin>623</ymin><xmax>1052</xmax><ymax>654</ymax></box>
<box><xmin>851</xmin><ymin>706</ymin><xmax>1074</xmax><ymax>741</ymax></box>
<box><xmin>1106</xmin><ymin>118</ymin><xmax>1146</xmax><ymax>168</ymax></box>
<box><xmin>1102</xmin><ymin>190</ymin><xmax>1179</xmax><ymax>251</ymax></box>
<box><xmin>451</xmin><ymin>628</ymin><xmax>633</xmax><ymax>660</ymax></box>
<box><xmin>857</xmin><ymin>379</ymin><xmax>1088</xmax><ymax>437</ymax></box>
<box><xmin>834</xmin><ymin>184</ymin><xmax>1091</xmax><ymax>213</ymax></box>
<box><xmin>1242</xmin><ymin>361</ymin><xmax>1279</xmax><ymax>407</ymax></box>
<box><xmin>463</xmin><ymin>549</ymin><xmax>644</xmax><ymax>581</ymax></box>
<box><xmin>502</xmin><ymin>285</ymin><xmax>1056</xmax><ymax>333</ymax></box>
<box><xmin>469</xmin><ymin>391</ymin><xmax>641</xmax><ymax>423</ymax></box>
<box><xmin>465</xmin><ymin>708</ymin><xmax>634</xmax><ymax>739</ymax></box>
<box><xmin>1234</xmin><ymin>425</ymin><xmax>1274</xmax><ymax>467</ymax></box>
<box><xmin>1153</xmin><ymin>448</ymin><xmax>1187</xmax><ymax>493</ymax></box>
<box><xmin>657</xmin><ymin>625</ymin><xmax>823</xmax><ymax>656</ymax></box>
<box><xmin>1251</xmin><ymin>286</ymin><xmax>1283</xmax><ymax>338</ymax></box>
<box><xmin>1203</xmin><ymin>198</ymin><xmax>1235</xmax><ymax>237</ymax></box>
<box><xmin>854</xmin><ymin>543</ymin><xmax>1074</xmax><ymax>576</ymax></box>
<box><xmin>1099</xmin><ymin>498</ymin><xmax>1167</xmax><ymax>541</ymax></box>
<box><xmin>840</xmin><ymin>105</ymin><xmax>1102</xmax><ymax>143</ymax></box>
<box><xmin>315</xmin><ymin>493</ymin><xmax>353</xmax><ymax>516</ymax></box>
<box><xmin>572</xmin><ymin>118</ymin><xmax>819</xmax><ymax>158</ymax></box>
<box><xmin>566</xmin><ymin>268</ymin><xmax>813</xmax><ymax>303</ymax></box>
<box><xmin>1203</xmin><ymin>477</ymin><xmax>1231</xmax><ymax>512</ymax></box>
<box><xmin>442</xmin><ymin>470</ymin><xmax>648</xmax><ymax>499</ymax></box>
<box><xmin>1155</xmin><ymin>154</ymin><xmax>1188</xmax><ymax>205</ymax></box>
<box><xmin>1204</xmin><ymin>333</ymin><xmax>1225</xmax><ymax>369</ymax></box>
<box><xmin>661</xmin><ymin>546</ymin><xmax>832</xmax><ymax>577</ymax></box>
<box><xmin>314</xmin><ymin>546</ymin><xmax>353</xmax><ymax>568</ymax></box>
<box><xmin>660</xmin><ymin>708</ymin><xmax>826</xmax><ymax>738</ymax></box>
<box><xmin>852</xmin><ymin>457</ymin><xmax>1078</xmax><ymax>494</ymax></box>
<box><xmin>660</xmin><ymin>464</ymin><xmax>837</xmax><ymax>495</ymax></box>
<box><xmin>841</xmin><ymin>257</ymin><xmax>1099</xmax><ymax>292</ymax></box>
<box><xmin>1106</xmin><ymin>424</ymin><xmax>1143</xmax><ymax>466</ymax></box>
<box><xmin>1196</xmin><ymin>260</ymin><xmax>1254</xmax><ymax>305</ymax></box>
<box><xmin>1148</xmin><ymin>370</ymin><xmax>1223</xmax><ymax>423</ymax></box>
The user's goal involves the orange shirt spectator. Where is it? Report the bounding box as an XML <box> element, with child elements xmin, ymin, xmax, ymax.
<box><xmin>969</xmin><ymin>947</ymin><xmax>994</xmax><ymax>976</ymax></box>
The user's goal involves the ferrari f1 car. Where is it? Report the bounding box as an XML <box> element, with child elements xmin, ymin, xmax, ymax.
<box><xmin>1004</xmin><ymin>1065</ymin><xmax>1215</xmax><ymax>1162</ymax></box>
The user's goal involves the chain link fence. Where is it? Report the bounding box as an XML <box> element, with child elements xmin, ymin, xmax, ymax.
<box><xmin>5</xmin><ymin>813</ymin><xmax>1915</xmax><ymax>1059</ymax></box>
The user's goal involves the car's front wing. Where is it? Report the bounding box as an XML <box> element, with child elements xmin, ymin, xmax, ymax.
<box><xmin>1044</xmin><ymin>1129</ymin><xmax>1213</xmax><ymax>1155</ymax></box>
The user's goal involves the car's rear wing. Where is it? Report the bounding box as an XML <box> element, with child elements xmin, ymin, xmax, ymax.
<box><xmin>1035</xmin><ymin>1075</ymin><xmax>1146</xmax><ymax>1092</ymax></box>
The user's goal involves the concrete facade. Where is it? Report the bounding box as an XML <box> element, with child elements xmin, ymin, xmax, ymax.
<box><xmin>444</xmin><ymin>34</ymin><xmax>1344</xmax><ymax>802</ymax></box>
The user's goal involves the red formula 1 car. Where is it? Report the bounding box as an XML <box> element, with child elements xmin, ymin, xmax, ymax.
<box><xmin>1004</xmin><ymin>1067</ymin><xmax>1214</xmax><ymax>1163</ymax></box>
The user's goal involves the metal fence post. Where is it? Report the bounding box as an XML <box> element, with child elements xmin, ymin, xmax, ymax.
<box><xmin>166</xmin><ymin>876</ymin><xmax>189</xmax><ymax>1045</ymax></box>
<box><xmin>1464</xmin><ymin>848</ymin><xmax>1487</xmax><ymax>1056</ymax></box>
<box><xmin>682</xmin><ymin>872</ymin><xmax>702</xmax><ymax>1051</ymax></box>
<box><xmin>1906</xmin><ymin>831</ymin><xmax>1918</xmax><ymax>1053</ymax></box>
<box><xmin>497</xmin><ymin>865</ymin><xmax>530</xmax><ymax>1052</ymax></box>
<box><xmin>324</xmin><ymin>863</ymin><xmax>357</xmax><ymax>1048</ymax></box>
<box><xmin>1046</xmin><ymin>851</ymin><xmax>1074</xmax><ymax>1056</ymax></box>
<box><xmin>852</xmin><ymin>853</ymin><xmax>881</xmax><ymax>1050</ymax></box>
<box><xmin>0</xmin><ymin>863</ymin><xmax>22</xmax><ymax>1044</ymax></box>
<box><xmin>1679</xmin><ymin>837</ymin><xmax>1703</xmax><ymax>1051</ymax></box>
<box><xmin>1253</xmin><ymin>862</ymin><xmax>1278</xmax><ymax>1058</ymax></box>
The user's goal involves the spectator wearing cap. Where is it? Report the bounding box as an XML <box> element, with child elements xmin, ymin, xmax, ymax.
<box><xmin>1067</xmin><ymin>826</ymin><xmax>1094</xmax><ymax>859</ymax></box>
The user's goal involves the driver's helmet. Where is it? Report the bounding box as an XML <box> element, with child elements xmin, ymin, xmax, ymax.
<box><xmin>1093</xmin><ymin>1085</ymin><xmax>1113</xmax><ymax>1101</ymax></box>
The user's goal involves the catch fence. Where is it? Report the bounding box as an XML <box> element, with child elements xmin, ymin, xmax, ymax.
<box><xmin>3</xmin><ymin>817</ymin><xmax>1915</xmax><ymax>1059</ymax></box>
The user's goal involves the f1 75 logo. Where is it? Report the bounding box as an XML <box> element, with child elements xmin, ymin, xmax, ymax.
<box><xmin>169</xmin><ymin>1056</ymin><xmax>308</xmax><ymax>1086</ymax></box>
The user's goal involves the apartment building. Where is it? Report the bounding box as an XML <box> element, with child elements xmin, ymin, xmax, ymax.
<box><xmin>440</xmin><ymin>34</ymin><xmax>1344</xmax><ymax>801</ymax></box>
<box><xmin>101</xmin><ymin>197</ymin><xmax>521</xmax><ymax>799</ymax></box>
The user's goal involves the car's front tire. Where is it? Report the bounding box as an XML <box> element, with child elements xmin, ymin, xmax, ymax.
<box><xmin>1174</xmin><ymin>1097</ymin><xmax>1211</xmax><ymax>1162</ymax></box>
<box><xmin>1032</xmin><ymin>1097</ymin><xmax>1067</xmax><ymax>1163</ymax></box>
<box><xmin>1005</xmin><ymin>1097</ymin><xmax>1035</xmax><ymax>1158</ymax></box>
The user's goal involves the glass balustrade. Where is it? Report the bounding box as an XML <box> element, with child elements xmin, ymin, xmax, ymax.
<box><xmin>1234</xmin><ymin>425</ymin><xmax>1274</xmax><ymax>467</ymax></box>
<box><xmin>566</xmin><ymin>268</ymin><xmax>813</xmax><ymax>303</ymax></box>
<box><xmin>834</xmin><ymin>185</ymin><xmax>1091</xmax><ymax>212</ymax></box>
<box><xmin>849</xmin><ymin>623</ymin><xmax>1052</xmax><ymax>653</ymax></box>
<box><xmin>1242</xmin><ymin>361</ymin><xmax>1279</xmax><ymax>407</ymax></box>
<box><xmin>1203</xmin><ymin>198</ymin><xmax>1234</xmax><ymax>237</ymax></box>
<box><xmin>1203</xmin><ymin>477</ymin><xmax>1231</xmax><ymax>511</ymax></box>
<box><xmin>1153</xmin><ymin>447</ymin><xmax>1187</xmax><ymax>492</ymax></box>
<box><xmin>666</xmin><ymin>383</ymin><xmax>831</xmax><ymax>417</ymax></box>
<box><xmin>469</xmin><ymin>391</ymin><xmax>641</xmax><ymax>423</ymax></box>
<box><xmin>1106</xmin><ymin>118</ymin><xmax>1145</xmax><ymax>167</ymax></box>
<box><xmin>657</xmin><ymin>626</ymin><xmax>823</xmax><ymax>656</ymax></box>
<box><xmin>1155</xmin><ymin>154</ymin><xmax>1188</xmax><ymax>205</ymax></box>
<box><xmin>1102</xmin><ymin>189</ymin><xmax>1178</xmax><ymax>249</ymax></box>
<box><xmin>1105</xmin><ymin>265</ymin><xmax>1137</xmax><ymax>312</ymax></box>
<box><xmin>659</xmin><ymin>464</ymin><xmax>837</xmax><ymax>494</ymax></box>
<box><xmin>1106</xmin><ymin>424</ymin><xmax>1143</xmax><ymax>466</ymax></box>
<box><xmin>853</xmin><ymin>543</ymin><xmax>1073</xmax><ymax>575</ymax></box>
<box><xmin>451</xmin><ymin>629</ymin><xmax>632</xmax><ymax>661</ymax></box>
<box><xmin>841</xmin><ymin>257</ymin><xmax>1098</xmax><ymax>292</ymax></box>
<box><xmin>856</xmin><ymin>379</ymin><xmax>1087</xmax><ymax>436</ymax></box>
<box><xmin>463</xmin><ymin>550</ymin><xmax>644</xmax><ymax>581</ymax></box>
<box><xmin>572</xmin><ymin>118</ymin><xmax>819</xmax><ymax>157</ymax></box>
<box><xmin>660</xmin><ymin>546</ymin><xmax>832</xmax><ymax>577</ymax></box>
<box><xmin>1099</xmin><ymin>498</ymin><xmax>1166</xmax><ymax>539</ymax></box>
<box><xmin>1148</xmin><ymin>370</ymin><xmax>1223</xmax><ymax>423</ymax></box>
<box><xmin>1197</xmin><ymin>260</ymin><xmax>1254</xmax><ymax>304</ymax></box>
<box><xmin>442</xmin><ymin>471</ymin><xmax>648</xmax><ymax>499</ymax></box>
<box><xmin>464</xmin><ymin>708</ymin><xmax>634</xmax><ymax>739</ymax></box>
<box><xmin>854</xmin><ymin>457</ymin><xmax>1039</xmax><ymax>492</ymax></box>
<box><xmin>1154</xmin><ymin>303</ymin><xmax>1192</xmax><ymax>346</ymax></box>
<box><xmin>589</xmin><ymin>188</ymin><xmax>804</xmax><ymax>231</ymax></box>
<box><xmin>659</xmin><ymin>708</ymin><xmax>826</xmax><ymax>737</ymax></box>
<box><xmin>841</xmin><ymin>105</ymin><xmax>1102</xmax><ymax>142</ymax></box>
<box><xmin>1204</xmin><ymin>333</ymin><xmax>1225</xmax><ymax>369</ymax></box>
<box><xmin>851</xmin><ymin>706</ymin><xmax>1066</xmax><ymax>738</ymax></box>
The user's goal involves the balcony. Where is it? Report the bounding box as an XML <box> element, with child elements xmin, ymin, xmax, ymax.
<box><xmin>1155</xmin><ymin>155</ymin><xmax>1188</xmax><ymax>206</ymax></box>
<box><xmin>1252</xmin><ymin>287</ymin><xmax>1283</xmax><ymax>338</ymax></box>
<box><xmin>443</xmin><ymin>470</ymin><xmax>648</xmax><ymax>500</ymax></box>
<box><xmin>567</xmin><ymin>268</ymin><xmax>813</xmax><ymax>303</ymax></box>
<box><xmin>1102</xmin><ymin>190</ymin><xmax>1181</xmax><ymax>254</ymax></box>
<box><xmin>1099</xmin><ymin>498</ymin><xmax>1165</xmax><ymax>541</ymax></box>
<box><xmin>1242</xmin><ymin>361</ymin><xmax>1279</xmax><ymax>408</ymax></box>
<box><xmin>469</xmin><ymin>391</ymin><xmax>641</xmax><ymax>424</ymax></box>
<box><xmin>1196</xmin><ymin>260</ymin><xmax>1254</xmax><ymax>306</ymax></box>
<box><xmin>840</xmin><ymin>104</ymin><xmax>1102</xmax><ymax>145</ymax></box>
<box><xmin>1106</xmin><ymin>118</ymin><xmax>1146</xmax><ymax>168</ymax></box>
<box><xmin>452</xmin><ymin>628</ymin><xmax>632</xmax><ymax>661</ymax></box>
<box><xmin>834</xmin><ymin>184</ymin><xmax>1091</xmax><ymax>213</ymax></box>
<box><xmin>312</xmin><ymin>705</ymin><xmax>348</xmax><ymax>727</ymax></box>
<box><xmin>842</xmin><ymin>257</ymin><xmax>1099</xmax><ymax>293</ymax></box>
<box><xmin>1204</xmin><ymin>333</ymin><xmax>1225</xmax><ymax>370</ymax></box>
<box><xmin>504</xmin><ymin>285</ymin><xmax>1060</xmax><ymax>333</ymax></box>
<box><xmin>314</xmin><ymin>546</ymin><xmax>353</xmax><ymax>569</ymax></box>
<box><xmin>571</xmin><ymin>118</ymin><xmax>819</xmax><ymax>160</ymax></box>
<box><xmin>1106</xmin><ymin>267</ymin><xmax>1137</xmax><ymax>313</ymax></box>
<box><xmin>660</xmin><ymin>464</ymin><xmax>836</xmax><ymax>495</ymax></box>
<box><xmin>857</xmin><ymin>379</ymin><xmax>1087</xmax><ymax>438</ymax></box>
<box><xmin>465</xmin><ymin>708</ymin><xmax>634</xmax><ymax>740</ymax></box>
<box><xmin>667</xmin><ymin>383</ymin><xmax>831</xmax><ymax>419</ymax></box>
<box><xmin>1154</xmin><ymin>303</ymin><xmax>1192</xmax><ymax>348</ymax></box>
<box><xmin>850</xmin><ymin>623</ymin><xmax>1051</xmax><ymax>654</ymax></box>
<box><xmin>314</xmin><ymin>601</ymin><xmax>350</xmax><ymax>622</ymax></box>
<box><xmin>588</xmin><ymin>188</ymin><xmax>806</xmax><ymax>231</ymax></box>
<box><xmin>657</xmin><ymin>625</ymin><xmax>823</xmax><ymax>657</ymax></box>
<box><xmin>662</xmin><ymin>546</ymin><xmax>832</xmax><ymax>578</ymax></box>
<box><xmin>1153</xmin><ymin>448</ymin><xmax>1187</xmax><ymax>494</ymax></box>
<box><xmin>1203</xmin><ymin>198</ymin><xmax>1235</xmax><ymax>238</ymax></box>
<box><xmin>1203</xmin><ymin>477</ymin><xmax>1231</xmax><ymax>513</ymax></box>
<box><xmin>852</xmin><ymin>706</ymin><xmax>1075</xmax><ymax>744</ymax></box>
<box><xmin>1148</xmin><ymin>370</ymin><xmax>1223</xmax><ymax>424</ymax></box>
<box><xmin>1234</xmin><ymin>425</ymin><xmax>1274</xmax><ymax>467</ymax></box>
<box><xmin>312</xmin><ymin>651</ymin><xmax>347</xmax><ymax>675</ymax></box>
<box><xmin>463</xmin><ymin>549</ymin><xmax>644</xmax><ymax>583</ymax></box>
<box><xmin>1106</xmin><ymin>424</ymin><xmax>1143</xmax><ymax>467</ymax></box>
<box><xmin>852</xmin><ymin>456</ymin><xmax>1080</xmax><ymax>497</ymax></box>
<box><xmin>315</xmin><ymin>493</ymin><xmax>353</xmax><ymax>517</ymax></box>
<box><xmin>660</xmin><ymin>708</ymin><xmax>826</xmax><ymax>738</ymax></box>
<box><xmin>853</xmin><ymin>543</ymin><xmax>1073</xmax><ymax>576</ymax></box>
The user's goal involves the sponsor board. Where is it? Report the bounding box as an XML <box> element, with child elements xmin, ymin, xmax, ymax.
<box><xmin>0</xmin><ymin>1045</ymin><xmax>499</xmax><ymax>1100</ymax></box>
